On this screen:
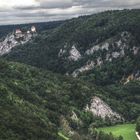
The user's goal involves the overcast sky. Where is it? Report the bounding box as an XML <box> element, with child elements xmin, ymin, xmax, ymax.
<box><xmin>0</xmin><ymin>0</ymin><xmax>140</xmax><ymax>25</ymax></box>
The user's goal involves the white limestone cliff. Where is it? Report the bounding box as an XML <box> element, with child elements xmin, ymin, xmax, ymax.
<box><xmin>85</xmin><ymin>96</ymin><xmax>124</xmax><ymax>122</ymax></box>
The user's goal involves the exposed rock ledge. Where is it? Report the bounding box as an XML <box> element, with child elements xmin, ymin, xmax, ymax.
<box><xmin>68</xmin><ymin>45</ymin><xmax>81</xmax><ymax>61</ymax></box>
<box><xmin>0</xmin><ymin>27</ymin><xmax>37</xmax><ymax>56</ymax></box>
<box><xmin>85</xmin><ymin>96</ymin><xmax>124</xmax><ymax>122</ymax></box>
<box><xmin>72</xmin><ymin>61</ymin><xmax>95</xmax><ymax>77</ymax></box>
<box><xmin>136</xmin><ymin>132</ymin><xmax>140</xmax><ymax>140</ymax></box>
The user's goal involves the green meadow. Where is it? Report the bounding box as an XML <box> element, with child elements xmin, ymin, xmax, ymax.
<box><xmin>98</xmin><ymin>124</ymin><xmax>137</xmax><ymax>140</ymax></box>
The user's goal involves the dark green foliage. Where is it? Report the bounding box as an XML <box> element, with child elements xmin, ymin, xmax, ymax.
<box><xmin>0</xmin><ymin>59</ymin><xmax>98</xmax><ymax>139</ymax></box>
<box><xmin>101</xmin><ymin>83</ymin><xmax>140</xmax><ymax>121</ymax></box>
<box><xmin>0</xmin><ymin>9</ymin><xmax>140</xmax><ymax>140</ymax></box>
<box><xmin>0</xmin><ymin>59</ymin><xmax>137</xmax><ymax>139</ymax></box>
<box><xmin>5</xmin><ymin>9</ymin><xmax>140</xmax><ymax>80</ymax></box>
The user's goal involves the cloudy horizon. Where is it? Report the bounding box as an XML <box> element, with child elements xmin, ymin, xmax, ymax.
<box><xmin>0</xmin><ymin>0</ymin><xmax>140</xmax><ymax>25</ymax></box>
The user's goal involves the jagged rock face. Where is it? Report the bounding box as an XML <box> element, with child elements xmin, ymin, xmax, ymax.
<box><xmin>0</xmin><ymin>34</ymin><xmax>18</xmax><ymax>55</ymax></box>
<box><xmin>69</xmin><ymin>32</ymin><xmax>139</xmax><ymax>77</ymax></box>
<box><xmin>85</xmin><ymin>43</ymin><xmax>109</xmax><ymax>55</ymax></box>
<box><xmin>58</xmin><ymin>44</ymin><xmax>81</xmax><ymax>61</ymax></box>
<box><xmin>58</xmin><ymin>32</ymin><xmax>138</xmax><ymax>78</ymax></box>
<box><xmin>72</xmin><ymin>61</ymin><xmax>95</xmax><ymax>77</ymax></box>
<box><xmin>85</xmin><ymin>96</ymin><xmax>124</xmax><ymax>122</ymax></box>
<box><xmin>0</xmin><ymin>32</ymin><xmax>34</xmax><ymax>56</ymax></box>
<box><xmin>85</xmin><ymin>32</ymin><xmax>131</xmax><ymax>59</ymax></box>
<box><xmin>68</xmin><ymin>45</ymin><xmax>81</xmax><ymax>61</ymax></box>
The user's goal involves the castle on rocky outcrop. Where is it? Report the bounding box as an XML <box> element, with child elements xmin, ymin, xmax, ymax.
<box><xmin>15</xmin><ymin>26</ymin><xmax>37</xmax><ymax>39</ymax></box>
<box><xmin>0</xmin><ymin>26</ymin><xmax>37</xmax><ymax>56</ymax></box>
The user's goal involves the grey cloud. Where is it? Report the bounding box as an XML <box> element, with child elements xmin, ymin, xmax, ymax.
<box><xmin>39</xmin><ymin>0</ymin><xmax>73</xmax><ymax>9</ymax></box>
<box><xmin>14</xmin><ymin>0</ymin><xmax>140</xmax><ymax>11</ymax></box>
<box><xmin>13</xmin><ymin>5</ymin><xmax>40</xmax><ymax>10</ymax></box>
<box><xmin>0</xmin><ymin>0</ymin><xmax>140</xmax><ymax>25</ymax></box>
<box><xmin>14</xmin><ymin>0</ymin><xmax>73</xmax><ymax>10</ymax></box>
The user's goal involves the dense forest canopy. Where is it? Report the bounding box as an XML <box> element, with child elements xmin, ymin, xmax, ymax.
<box><xmin>0</xmin><ymin>9</ymin><xmax>140</xmax><ymax>140</ymax></box>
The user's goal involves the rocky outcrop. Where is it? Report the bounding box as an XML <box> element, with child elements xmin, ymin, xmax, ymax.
<box><xmin>0</xmin><ymin>27</ymin><xmax>37</xmax><ymax>56</ymax></box>
<box><xmin>58</xmin><ymin>44</ymin><xmax>81</xmax><ymax>61</ymax></box>
<box><xmin>0</xmin><ymin>34</ymin><xmax>18</xmax><ymax>55</ymax></box>
<box><xmin>72</xmin><ymin>61</ymin><xmax>95</xmax><ymax>77</ymax></box>
<box><xmin>85</xmin><ymin>96</ymin><xmax>124</xmax><ymax>122</ymax></box>
<box><xmin>136</xmin><ymin>132</ymin><xmax>140</xmax><ymax>140</ymax></box>
<box><xmin>58</xmin><ymin>32</ymin><xmax>139</xmax><ymax>79</ymax></box>
<box><xmin>0</xmin><ymin>34</ymin><xmax>32</xmax><ymax>56</ymax></box>
<box><xmin>85</xmin><ymin>43</ymin><xmax>109</xmax><ymax>55</ymax></box>
<box><xmin>68</xmin><ymin>45</ymin><xmax>81</xmax><ymax>61</ymax></box>
<box><xmin>70</xmin><ymin>32</ymin><xmax>139</xmax><ymax>77</ymax></box>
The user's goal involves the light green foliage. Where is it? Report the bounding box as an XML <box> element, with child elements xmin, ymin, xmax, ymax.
<box><xmin>98</xmin><ymin>124</ymin><xmax>137</xmax><ymax>140</ymax></box>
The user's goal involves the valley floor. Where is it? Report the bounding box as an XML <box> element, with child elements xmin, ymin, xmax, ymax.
<box><xmin>98</xmin><ymin>124</ymin><xmax>137</xmax><ymax>140</ymax></box>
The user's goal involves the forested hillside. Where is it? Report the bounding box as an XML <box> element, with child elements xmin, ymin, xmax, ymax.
<box><xmin>0</xmin><ymin>59</ymin><xmax>139</xmax><ymax>139</ymax></box>
<box><xmin>0</xmin><ymin>9</ymin><xmax>140</xmax><ymax>140</ymax></box>
<box><xmin>4</xmin><ymin>9</ymin><xmax>140</xmax><ymax>85</ymax></box>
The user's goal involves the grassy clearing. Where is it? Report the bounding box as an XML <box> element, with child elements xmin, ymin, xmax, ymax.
<box><xmin>98</xmin><ymin>124</ymin><xmax>137</xmax><ymax>140</ymax></box>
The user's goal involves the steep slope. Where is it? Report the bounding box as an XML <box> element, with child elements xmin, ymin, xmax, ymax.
<box><xmin>0</xmin><ymin>59</ymin><xmax>139</xmax><ymax>140</ymax></box>
<box><xmin>4</xmin><ymin>9</ymin><xmax>140</xmax><ymax>85</ymax></box>
<box><xmin>0</xmin><ymin>20</ymin><xmax>64</xmax><ymax>56</ymax></box>
<box><xmin>0</xmin><ymin>59</ymin><xmax>115</xmax><ymax>140</ymax></box>
<box><xmin>0</xmin><ymin>30</ymin><xmax>35</xmax><ymax>56</ymax></box>
<box><xmin>0</xmin><ymin>9</ymin><xmax>140</xmax><ymax>140</ymax></box>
